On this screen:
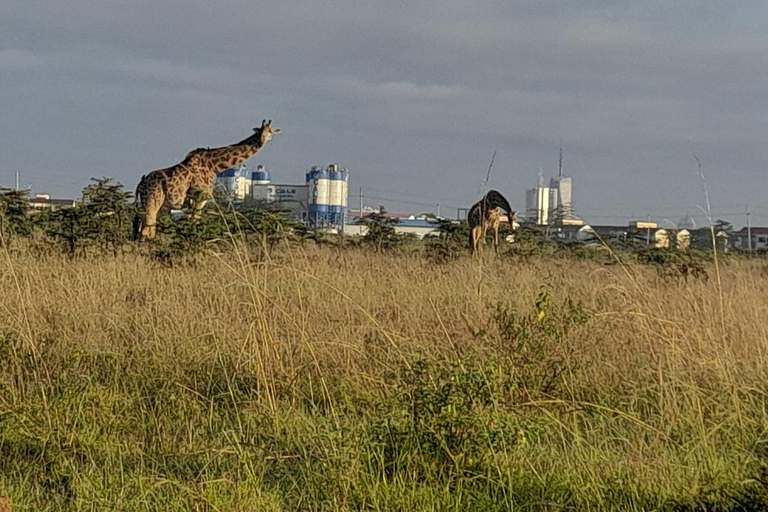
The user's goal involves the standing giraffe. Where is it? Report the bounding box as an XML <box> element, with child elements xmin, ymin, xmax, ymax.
<box><xmin>133</xmin><ymin>119</ymin><xmax>281</xmax><ymax>239</ymax></box>
<box><xmin>467</xmin><ymin>190</ymin><xmax>516</xmax><ymax>254</ymax></box>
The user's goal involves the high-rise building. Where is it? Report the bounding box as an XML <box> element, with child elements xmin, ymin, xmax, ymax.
<box><xmin>526</xmin><ymin>144</ymin><xmax>579</xmax><ymax>225</ymax></box>
<box><xmin>549</xmin><ymin>176</ymin><xmax>572</xmax><ymax>216</ymax></box>
<box><xmin>526</xmin><ymin>185</ymin><xmax>551</xmax><ymax>225</ymax></box>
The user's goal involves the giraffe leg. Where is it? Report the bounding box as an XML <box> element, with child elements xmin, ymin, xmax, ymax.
<box><xmin>140</xmin><ymin>192</ymin><xmax>164</xmax><ymax>239</ymax></box>
<box><xmin>189</xmin><ymin>185</ymin><xmax>213</xmax><ymax>219</ymax></box>
<box><xmin>471</xmin><ymin>226</ymin><xmax>482</xmax><ymax>255</ymax></box>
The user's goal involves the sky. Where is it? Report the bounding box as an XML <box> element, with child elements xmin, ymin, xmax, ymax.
<box><xmin>2</xmin><ymin>1</ymin><xmax>768</xmax><ymax>227</ymax></box>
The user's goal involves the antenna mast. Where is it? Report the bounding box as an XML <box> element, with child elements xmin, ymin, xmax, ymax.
<box><xmin>558</xmin><ymin>140</ymin><xmax>564</xmax><ymax>178</ymax></box>
<box><xmin>482</xmin><ymin>150</ymin><xmax>497</xmax><ymax>195</ymax></box>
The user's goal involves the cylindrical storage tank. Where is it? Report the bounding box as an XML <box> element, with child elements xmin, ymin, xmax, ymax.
<box><xmin>328</xmin><ymin>166</ymin><xmax>344</xmax><ymax>225</ymax></box>
<box><xmin>252</xmin><ymin>165</ymin><xmax>271</xmax><ymax>185</ymax></box>
<box><xmin>252</xmin><ymin>170</ymin><xmax>271</xmax><ymax>185</ymax></box>
<box><xmin>306</xmin><ymin>167</ymin><xmax>331</xmax><ymax>225</ymax></box>
<box><xmin>215</xmin><ymin>168</ymin><xmax>239</xmax><ymax>198</ymax></box>
<box><xmin>339</xmin><ymin>168</ymin><xmax>349</xmax><ymax>215</ymax></box>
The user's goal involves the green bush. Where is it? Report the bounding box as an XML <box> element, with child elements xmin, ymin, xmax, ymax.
<box><xmin>41</xmin><ymin>178</ymin><xmax>133</xmax><ymax>258</ymax></box>
<box><xmin>150</xmin><ymin>203</ymin><xmax>300</xmax><ymax>266</ymax></box>
<box><xmin>0</xmin><ymin>187</ymin><xmax>33</xmax><ymax>238</ymax></box>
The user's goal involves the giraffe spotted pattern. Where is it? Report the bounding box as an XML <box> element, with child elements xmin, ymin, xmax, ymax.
<box><xmin>467</xmin><ymin>190</ymin><xmax>516</xmax><ymax>254</ymax></box>
<box><xmin>134</xmin><ymin>119</ymin><xmax>281</xmax><ymax>239</ymax></box>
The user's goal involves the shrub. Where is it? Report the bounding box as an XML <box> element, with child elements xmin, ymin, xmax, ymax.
<box><xmin>0</xmin><ymin>187</ymin><xmax>33</xmax><ymax>238</ymax></box>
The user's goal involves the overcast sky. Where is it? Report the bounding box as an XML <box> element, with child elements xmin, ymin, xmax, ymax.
<box><xmin>2</xmin><ymin>1</ymin><xmax>767</xmax><ymax>226</ymax></box>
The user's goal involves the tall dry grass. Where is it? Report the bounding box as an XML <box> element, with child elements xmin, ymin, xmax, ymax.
<box><xmin>0</xmin><ymin>241</ymin><xmax>767</xmax><ymax>510</ymax></box>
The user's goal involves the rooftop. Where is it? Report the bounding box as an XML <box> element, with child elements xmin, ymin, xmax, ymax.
<box><xmin>735</xmin><ymin>227</ymin><xmax>768</xmax><ymax>236</ymax></box>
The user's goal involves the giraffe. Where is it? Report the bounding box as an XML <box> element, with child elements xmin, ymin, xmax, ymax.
<box><xmin>133</xmin><ymin>119</ymin><xmax>281</xmax><ymax>239</ymax></box>
<box><xmin>467</xmin><ymin>190</ymin><xmax>516</xmax><ymax>254</ymax></box>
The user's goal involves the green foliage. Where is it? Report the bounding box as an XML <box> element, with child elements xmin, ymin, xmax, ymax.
<box><xmin>357</xmin><ymin>211</ymin><xmax>411</xmax><ymax>252</ymax></box>
<box><xmin>0</xmin><ymin>187</ymin><xmax>33</xmax><ymax>237</ymax></box>
<box><xmin>43</xmin><ymin>178</ymin><xmax>133</xmax><ymax>258</ymax></box>
<box><xmin>637</xmin><ymin>248</ymin><xmax>709</xmax><ymax>282</ymax></box>
<box><xmin>501</xmin><ymin>225</ymin><xmax>554</xmax><ymax>260</ymax></box>
<box><xmin>150</xmin><ymin>203</ymin><xmax>300</xmax><ymax>266</ymax></box>
<box><xmin>434</xmin><ymin>218</ymin><xmax>468</xmax><ymax>243</ymax></box>
<box><xmin>424</xmin><ymin>219</ymin><xmax>468</xmax><ymax>263</ymax></box>
<box><xmin>690</xmin><ymin>220</ymin><xmax>734</xmax><ymax>252</ymax></box>
<box><xmin>370</xmin><ymin>357</ymin><xmax>519</xmax><ymax>482</ymax></box>
<box><xmin>477</xmin><ymin>286</ymin><xmax>592</xmax><ymax>397</ymax></box>
<box><xmin>82</xmin><ymin>177</ymin><xmax>134</xmax><ymax>252</ymax></box>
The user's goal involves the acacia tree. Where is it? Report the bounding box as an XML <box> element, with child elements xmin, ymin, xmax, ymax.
<box><xmin>45</xmin><ymin>178</ymin><xmax>132</xmax><ymax>258</ymax></box>
<box><xmin>691</xmin><ymin>220</ymin><xmax>734</xmax><ymax>252</ymax></box>
<box><xmin>82</xmin><ymin>178</ymin><xmax>133</xmax><ymax>253</ymax></box>
<box><xmin>358</xmin><ymin>211</ymin><xmax>404</xmax><ymax>252</ymax></box>
<box><xmin>0</xmin><ymin>187</ymin><xmax>33</xmax><ymax>238</ymax></box>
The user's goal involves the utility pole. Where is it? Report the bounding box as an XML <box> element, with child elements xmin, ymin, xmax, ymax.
<box><xmin>15</xmin><ymin>170</ymin><xmax>19</xmax><ymax>191</ymax></box>
<box><xmin>359</xmin><ymin>187</ymin><xmax>363</xmax><ymax>220</ymax></box>
<box><xmin>646</xmin><ymin>214</ymin><xmax>651</xmax><ymax>246</ymax></box>
<box><xmin>436</xmin><ymin>203</ymin><xmax>441</xmax><ymax>217</ymax></box>
<box><xmin>747</xmin><ymin>205</ymin><xmax>752</xmax><ymax>250</ymax></box>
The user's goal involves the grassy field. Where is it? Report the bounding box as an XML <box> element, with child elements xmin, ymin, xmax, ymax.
<box><xmin>1</xmin><ymin>240</ymin><xmax>767</xmax><ymax>511</ymax></box>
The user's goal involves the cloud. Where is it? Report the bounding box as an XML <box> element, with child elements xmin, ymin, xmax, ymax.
<box><xmin>322</xmin><ymin>76</ymin><xmax>466</xmax><ymax>103</ymax></box>
<box><xmin>2</xmin><ymin>1</ymin><xmax>768</xmax><ymax>222</ymax></box>
<box><xmin>0</xmin><ymin>49</ymin><xmax>44</xmax><ymax>70</ymax></box>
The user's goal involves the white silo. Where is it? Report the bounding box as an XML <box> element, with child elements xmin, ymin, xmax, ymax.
<box><xmin>306</xmin><ymin>166</ymin><xmax>331</xmax><ymax>226</ymax></box>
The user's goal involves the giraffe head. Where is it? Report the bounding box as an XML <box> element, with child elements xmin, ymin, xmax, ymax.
<box><xmin>255</xmin><ymin>119</ymin><xmax>281</xmax><ymax>145</ymax></box>
<box><xmin>507</xmin><ymin>211</ymin><xmax>517</xmax><ymax>228</ymax></box>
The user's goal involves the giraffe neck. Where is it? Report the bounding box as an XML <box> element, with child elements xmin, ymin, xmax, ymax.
<box><xmin>196</xmin><ymin>131</ymin><xmax>269</xmax><ymax>174</ymax></box>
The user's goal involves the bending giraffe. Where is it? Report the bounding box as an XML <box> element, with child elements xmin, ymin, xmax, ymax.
<box><xmin>133</xmin><ymin>120</ymin><xmax>281</xmax><ymax>240</ymax></box>
<box><xmin>467</xmin><ymin>190</ymin><xmax>516</xmax><ymax>254</ymax></box>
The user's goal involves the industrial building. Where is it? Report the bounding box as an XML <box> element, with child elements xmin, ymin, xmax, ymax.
<box><xmin>215</xmin><ymin>163</ymin><xmax>349</xmax><ymax>229</ymax></box>
<box><xmin>561</xmin><ymin>222</ymin><xmax>692</xmax><ymax>249</ymax></box>
<box><xmin>343</xmin><ymin>215</ymin><xmax>442</xmax><ymax>239</ymax></box>
<box><xmin>28</xmin><ymin>194</ymin><xmax>77</xmax><ymax>211</ymax></box>
<box><xmin>733</xmin><ymin>227</ymin><xmax>768</xmax><ymax>250</ymax></box>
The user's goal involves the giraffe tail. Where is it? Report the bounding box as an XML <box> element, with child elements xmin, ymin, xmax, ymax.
<box><xmin>132</xmin><ymin>176</ymin><xmax>144</xmax><ymax>241</ymax></box>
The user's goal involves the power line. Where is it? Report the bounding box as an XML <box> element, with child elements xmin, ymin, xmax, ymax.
<box><xmin>365</xmin><ymin>187</ymin><xmax>472</xmax><ymax>205</ymax></box>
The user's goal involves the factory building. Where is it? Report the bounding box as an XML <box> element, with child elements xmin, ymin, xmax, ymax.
<box><xmin>214</xmin><ymin>163</ymin><xmax>349</xmax><ymax>229</ymax></box>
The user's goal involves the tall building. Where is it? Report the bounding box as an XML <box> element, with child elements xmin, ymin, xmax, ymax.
<box><xmin>549</xmin><ymin>176</ymin><xmax>572</xmax><ymax>216</ymax></box>
<box><xmin>526</xmin><ymin>144</ymin><xmax>580</xmax><ymax>225</ymax></box>
<box><xmin>526</xmin><ymin>184</ymin><xmax>551</xmax><ymax>225</ymax></box>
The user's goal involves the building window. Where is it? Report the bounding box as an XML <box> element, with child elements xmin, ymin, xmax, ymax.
<box><xmin>759</xmin><ymin>237</ymin><xmax>767</xmax><ymax>244</ymax></box>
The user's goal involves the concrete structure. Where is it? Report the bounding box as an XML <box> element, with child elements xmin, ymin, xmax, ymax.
<box><xmin>216</xmin><ymin>165</ymin><xmax>253</xmax><ymax>202</ymax></box>
<box><xmin>343</xmin><ymin>215</ymin><xmax>442</xmax><ymax>239</ymax></box>
<box><xmin>553</xmin><ymin>224</ymin><xmax>596</xmax><ymax>242</ymax></box>
<box><xmin>526</xmin><ymin>185</ymin><xmax>551</xmax><ymax>225</ymax></box>
<box><xmin>252</xmin><ymin>183</ymin><xmax>309</xmax><ymax>222</ymax></box>
<box><xmin>586</xmin><ymin>223</ymin><xmax>691</xmax><ymax>249</ymax></box>
<box><xmin>306</xmin><ymin>164</ymin><xmax>349</xmax><ymax>228</ymax></box>
<box><xmin>214</xmin><ymin>163</ymin><xmax>349</xmax><ymax>229</ymax></box>
<box><xmin>649</xmin><ymin>228</ymin><xmax>691</xmax><ymax>249</ymax></box>
<box><xmin>526</xmin><ymin>148</ymin><xmax>575</xmax><ymax>225</ymax></box>
<box><xmin>734</xmin><ymin>227</ymin><xmax>768</xmax><ymax>250</ymax></box>
<box><xmin>28</xmin><ymin>194</ymin><xmax>77</xmax><ymax>211</ymax></box>
<box><xmin>549</xmin><ymin>176</ymin><xmax>573</xmax><ymax>219</ymax></box>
